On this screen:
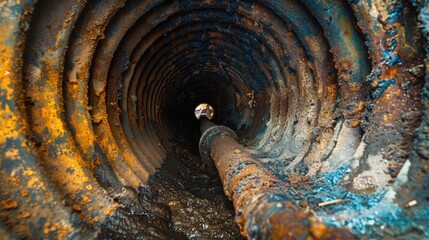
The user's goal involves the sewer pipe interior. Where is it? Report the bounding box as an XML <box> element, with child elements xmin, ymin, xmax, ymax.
<box><xmin>0</xmin><ymin>0</ymin><xmax>428</xmax><ymax>239</ymax></box>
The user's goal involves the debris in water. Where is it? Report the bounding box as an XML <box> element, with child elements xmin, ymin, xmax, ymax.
<box><xmin>318</xmin><ymin>199</ymin><xmax>349</xmax><ymax>207</ymax></box>
<box><xmin>405</xmin><ymin>200</ymin><xmax>418</xmax><ymax>208</ymax></box>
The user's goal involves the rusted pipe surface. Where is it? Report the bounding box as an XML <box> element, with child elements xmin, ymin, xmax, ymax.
<box><xmin>200</xmin><ymin>120</ymin><xmax>354</xmax><ymax>239</ymax></box>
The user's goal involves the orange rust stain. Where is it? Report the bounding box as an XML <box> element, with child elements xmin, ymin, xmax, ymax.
<box><xmin>5</xmin><ymin>148</ymin><xmax>20</xmax><ymax>160</ymax></box>
<box><xmin>380</xmin><ymin>66</ymin><xmax>399</xmax><ymax>79</ymax></box>
<box><xmin>1</xmin><ymin>199</ymin><xmax>18</xmax><ymax>210</ymax></box>
<box><xmin>348</xmin><ymin>83</ymin><xmax>363</xmax><ymax>92</ymax></box>
<box><xmin>349</xmin><ymin>119</ymin><xmax>361</xmax><ymax>128</ymax></box>
<box><xmin>20</xmin><ymin>189</ymin><xmax>29</xmax><ymax>197</ymax></box>
<box><xmin>22</xmin><ymin>39</ymin><xmax>114</xmax><ymax>225</ymax></box>
<box><xmin>326</xmin><ymin>84</ymin><xmax>338</xmax><ymax>102</ymax></box>
<box><xmin>16</xmin><ymin>211</ymin><xmax>31</xmax><ymax>219</ymax></box>
<box><xmin>309</xmin><ymin>221</ymin><xmax>328</xmax><ymax>239</ymax></box>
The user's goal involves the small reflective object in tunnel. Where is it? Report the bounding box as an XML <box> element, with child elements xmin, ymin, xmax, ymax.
<box><xmin>195</xmin><ymin>103</ymin><xmax>215</xmax><ymax>120</ymax></box>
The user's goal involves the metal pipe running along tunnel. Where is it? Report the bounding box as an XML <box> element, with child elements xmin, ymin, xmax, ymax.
<box><xmin>0</xmin><ymin>0</ymin><xmax>428</xmax><ymax>239</ymax></box>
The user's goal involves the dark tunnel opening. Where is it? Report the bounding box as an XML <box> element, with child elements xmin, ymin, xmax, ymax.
<box><xmin>0</xmin><ymin>0</ymin><xmax>428</xmax><ymax>239</ymax></box>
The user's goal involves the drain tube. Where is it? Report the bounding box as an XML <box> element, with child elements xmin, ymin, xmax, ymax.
<box><xmin>199</xmin><ymin>117</ymin><xmax>353</xmax><ymax>239</ymax></box>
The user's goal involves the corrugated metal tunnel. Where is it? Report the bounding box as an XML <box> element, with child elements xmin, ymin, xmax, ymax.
<box><xmin>0</xmin><ymin>0</ymin><xmax>428</xmax><ymax>239</ymax></box>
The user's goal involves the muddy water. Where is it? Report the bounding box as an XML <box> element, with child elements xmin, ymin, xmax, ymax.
<box><xmin>98</xmin><ymin>139</ymin><xmax>243</xmax><ymax>239</ymax></box>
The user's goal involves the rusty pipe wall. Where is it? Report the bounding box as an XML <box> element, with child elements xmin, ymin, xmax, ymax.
<box><xmin>0</xmin><ymin>0</ymin><xmax>428</xmax><ymax>238</ymax></box>
<box><xmin>199</xmin><ymin>118</ymin><xmax>354</xmax><ymax>239</ymax></box>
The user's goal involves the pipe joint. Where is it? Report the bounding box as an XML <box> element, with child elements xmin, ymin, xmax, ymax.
<box><xmin>199</xmin><ymin>124</ymin><xmax>238</xmax><ymax>167</ymax></box>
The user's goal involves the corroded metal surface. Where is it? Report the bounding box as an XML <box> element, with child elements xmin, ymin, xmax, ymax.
<box><xmin>0</xmin><ymin>0</ymin><xmax>427</xmax><ymax>238</ymax></box>
<box><xmin>200</xmin><ymin>118</ymin><xmax>354</xmax><ymax>239</ymax></box>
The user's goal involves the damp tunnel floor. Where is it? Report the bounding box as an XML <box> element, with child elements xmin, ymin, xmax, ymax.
<box><xmin>1</xmin><ymin>0</ymin><xmax>429</xmax><ymax>239</ymax></box>
<box><xmin>98</xmin><ymin>136</ymin><xmax>244</xmax><ymax>239</ymax></box>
